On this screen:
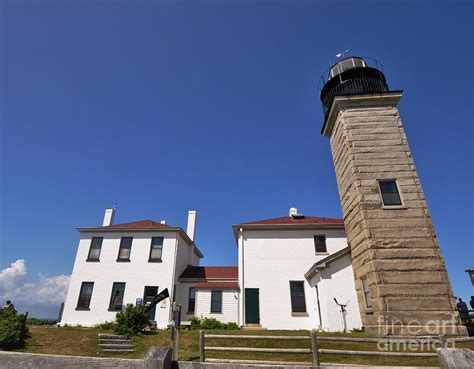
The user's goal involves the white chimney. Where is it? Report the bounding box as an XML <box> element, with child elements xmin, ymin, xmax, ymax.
<box><xmin>289</xmin><ymin>207</ymin><xmax>298</xmax><ymax>218</ymax></box>
<box><xmin>186</xmin><ymin>210</ymin><xmax>197</xmax><ymax>241</ymax></box>
<box><xmin>160</xmin><ymin>220</ymin><xmax>166</xmax><ymax>225</ymax></box>
<box><xmin>103</xmin><ymin>208</ymin><xmax>116</xmax><ymax>226</ymax></box>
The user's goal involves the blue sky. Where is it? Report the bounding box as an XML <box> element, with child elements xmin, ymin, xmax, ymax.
<box><xmin>1</xmin><ymin>1</ymin><xmax>472</xmax><ymax>318</ymax></box>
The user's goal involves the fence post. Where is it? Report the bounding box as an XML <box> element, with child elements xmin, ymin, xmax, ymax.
<box><xmin>439</xmin><ymin>334</ymin><xmax>446</xmax><ymax>348</ymax></box>
<box><xmin>173</xmin><ymin>327</ymin><xmax>180</xmax><ymax>361</ymax></box>
<box><xmin>199</xmin><ymin>330</ymin><xmax>205</xmax><ymax>362</ymax></box>
<box><xmin>311</xmin><ymin>330</ymin><xmax>320</xmax><ymax>366</ymax></box>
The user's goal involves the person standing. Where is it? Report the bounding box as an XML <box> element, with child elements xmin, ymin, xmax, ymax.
<box><xmin>3</xmin><ymin>300</ymin><xmax>17</xmax><ymax>313</ymax></box>
<box><xmin>457</xmin><ymin>298</ymin><xmax>469</xmax><ymax>321</ymax></box>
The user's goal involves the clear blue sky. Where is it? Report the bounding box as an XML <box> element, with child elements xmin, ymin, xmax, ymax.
<box><xmin>1</xmin><ymin>1</ymin><xmax>473</xmax><ymax>317</ymax></box>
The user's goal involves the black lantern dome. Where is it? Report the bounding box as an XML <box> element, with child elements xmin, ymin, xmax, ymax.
<box><xmin>319</xmin><ymin>57</ymin><xmax>389</xmax><ymax>119</ymax></box>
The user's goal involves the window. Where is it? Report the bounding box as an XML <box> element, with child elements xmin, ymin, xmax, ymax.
<box><xmin>87</xmin><ymin>237</ymin><xmax>103</xmax><ymax>261</ymax></box>
<box><xmin>149</xmin><ymin>237</ymin><xmax>164</xmax><ymax>262</ymax></box>
<box><xmin>361</xmin><ymin>277</ymin><xmax>372</xmax><ymax>309</ymax></box>
<box><xmin>188</xmin><ymin>287</ymin><xmax>196</xmax><ymax>313</ymax></box>
<box><xmin>76</xmin><ymin>282</ymin><xmax>94</xmax><ymax>309</ymax></box>
<box><xmin>378</xmin><ymin>180</ymin><xmax>402</xmax><ymax>206</ymax></box>
<box><xmin>117</xmin><ymin>237</ymin><xmax>133</xmax><ymax>261</ymax></box>
<box><xmin>290</xmin><ymin>281</ymin><xmax>307</xmax><ymax>313</ymax></box>
<box><xmin>109</xmin><ymin>282</ymin><xmax>126</xmax><ymax>311</ymax></box>
<box><xmin>210</xmin><ymin>290</ymin><xmax>222</xmax><ymax>313</ymax></box>
<box><xmin>314</xmin><ymin>235</ymin><xmax>327</xmax><ymax>253</ymax></box>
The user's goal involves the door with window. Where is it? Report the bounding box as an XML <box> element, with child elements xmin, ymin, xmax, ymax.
<box><xmin>143</xmin><ymin>286</ymin><xmax>159</xmax><ymax>320</ymax></box>
<box><xmin>245</xmin><ymin>288</ymin><xmax>260</xmax><ymax>324</ymax></box>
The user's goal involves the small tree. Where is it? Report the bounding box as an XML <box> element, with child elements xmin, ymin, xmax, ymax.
<box><xmin>0</xmin><ymin>309</ymin><xmax>28</xmax><ymax>350</ymax></box>
<box><xmin>114</xmin><ymin>304</ymin><xmax>149</xmax><ymax>338</ymax></box>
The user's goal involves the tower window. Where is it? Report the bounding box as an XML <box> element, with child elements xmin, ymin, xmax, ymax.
<box><xmin>361</xmin><ymin>277</ymin><xmax>372</xmax><ymax>309</ymax></box>
<box><xmin>87</xmin><ymin>237</ymin><xmax>103</xmax><ymax>261</ymax></box>
<box><xmin>378</xmin><ymin>180</ymin><xmax>402</xmax><ymax>206</ymax></box>
<box><xmin>314</xmin><ymin>235</ymin><xmax>327</xmax><ymax>253</ymax></box>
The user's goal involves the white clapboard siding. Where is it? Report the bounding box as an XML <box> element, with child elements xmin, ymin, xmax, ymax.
<box><xmin>194</xmin><ymin>289</ymin><xmax>239</xmax><ymax>323</ymax></box>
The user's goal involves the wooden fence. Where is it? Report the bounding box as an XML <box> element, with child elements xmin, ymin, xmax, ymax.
<box><xmin>199</xmin><ymin>330</ymin><xmax>474</xmax><ymax>366</ymax></box>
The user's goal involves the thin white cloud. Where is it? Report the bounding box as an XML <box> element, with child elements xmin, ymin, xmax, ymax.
<box><xmin>0</xmin><ymin>259</ymin><xmax>70</xmax><ymax>318</ymax></box>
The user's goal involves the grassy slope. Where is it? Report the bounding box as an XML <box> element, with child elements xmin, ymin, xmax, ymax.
<box><xmin>17</xmin><ymin>326</ymin><xmax>474</xmax><ymax>367</ymax></box>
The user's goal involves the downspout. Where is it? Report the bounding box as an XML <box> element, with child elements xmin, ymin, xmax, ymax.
<box><xmin>239</xmin><ymin>228</ymin><xmax>245</xmax><ymax>327</ymax></box>
<box><xmin>169</xmin><ymin>233</ymin><xmax>180</xmax><ymax>323</ymax></box>
<box><xmin>315</xmin><ymin>284</ymin><xmax>323</xmax><ymax>330</ymax></box>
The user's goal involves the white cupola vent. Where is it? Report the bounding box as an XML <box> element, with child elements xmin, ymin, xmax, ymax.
<box><xmin>289</xmin><ymin>207</ymin><xmax>298</xmax><ymax>217</ymax></box>
<box><xmin>289</xmin><ymin>207</ymin><xmax>305</xmax><ymax>219</ymax></box>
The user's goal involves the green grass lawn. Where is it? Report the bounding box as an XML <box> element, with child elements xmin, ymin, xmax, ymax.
<box><xmin>16</xmin><ymin>325</ymin><xmax>474</xmax><ymax>367</ymax></box>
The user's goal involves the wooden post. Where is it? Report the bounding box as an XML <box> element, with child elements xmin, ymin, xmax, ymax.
<box><xmin>199</xmin><ymin>330</ymin><xmax>205</xmax><ymax>362</ymax></box>
<box><xmin>173</xmin><ymin>327</ymin><xmax>180</xmax><ymax>361</ymax></box>
<box><xmin>439</xmin><ymin>334</ymin><xmax>446</xmax><ymax>348</ymax></box>
<box><xmin>311</xmin><ymin>330</ymin><xmax>320</xmax><ymax>366</ymax></box>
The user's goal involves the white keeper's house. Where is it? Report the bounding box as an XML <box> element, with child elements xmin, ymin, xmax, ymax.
<box><xmin>234</xmin><ymin>207</ymin><xmax>361</xmax><ymax>332</ymax></box>
<box><xmin>61</xmin><ymin>207</ymin><xmax>362</xmax><ymax>332</ymax></box>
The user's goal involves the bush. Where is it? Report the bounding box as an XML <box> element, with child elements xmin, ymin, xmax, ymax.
<box><xmin>189</xmin><ymin>315</ymin><xmax>201</xmax><ymax>329</ymax></box>
<box><xmin>27</xmin><ymin>317</ymin><xmax>57</xmax><ymax>326</ymax></box>
<box><xmin>114</xmin><ymin>304</ymin><xmax>149</xmax><ymax>338</ymax></box>
<box><xmin>200</xmin><ymin>317</ymin><xmax>224</xmax><ymax>330</ymax></box>
<box><xmin>189</xmin><ymin>316</ymin><xmax>239</xmax><ymax>330</ymax></box>
<box><xmin>95</xmin><ymin>321</ymin><xmax>118</xmax><ymax>330</ymax></box>
<box><xmin>0</xmin><ymin>309</ymin><xmax>28</xmax><ymax>350</ymax></box>
<box><xmin>223</xmin><ymin>322</ymin><xmax>239</xmax><ymax>330</ymax></box>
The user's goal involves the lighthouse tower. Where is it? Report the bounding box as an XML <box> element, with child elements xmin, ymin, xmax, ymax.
<box><xmin>319</xmin><ymin>56</ymin><xmax>466</xmax><ymax>336</ymax></box>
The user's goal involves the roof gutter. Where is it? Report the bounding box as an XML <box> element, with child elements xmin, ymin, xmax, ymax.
<box><xmin>231</xmin><ymin>222</ymin><xmax>346</xmax><ymax>243</ymax></box>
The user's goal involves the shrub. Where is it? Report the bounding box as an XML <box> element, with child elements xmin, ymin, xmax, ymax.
<box><xmin>26</xmin><ymin>317</ymin><xmax>57</xmax><ymax>326</ymax></box>
<box><xmin>95</xmin><ymin>321</ymin><xmax>118</xmax><ymax>330</ymax></box>
<box><xmin>189</xmin><ymin>315</ymin><xmax>201</xmax><ymax>329</ymax></box>
<box><xmin>114</xmin><ymin>304</ymin><xmax>149</xmax><ymax>338</ymax></box>
<box><xmin>188</xmin><ymin>316</ymin><xmax>239</xmax><ymax>330</ymax></box>
<box><xmin>223</xmin><ymin>322</ymin><xmax>239</xmax><ymax>330</ymax></box>
<box><xmin>200</xmin><ymin>317</ymin><xmax>224</xmax><ymax>330</ymax></box>
<box><xmin>0</xmin><ymin>309</ymin><xmax>28</xmax><ymax>350</ymax></box>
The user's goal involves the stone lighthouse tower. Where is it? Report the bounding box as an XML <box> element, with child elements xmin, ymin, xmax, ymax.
<box><xmin>319</xmin><ymin>57</ymin><xmax>466</xmax><ymax>336</ymax></box>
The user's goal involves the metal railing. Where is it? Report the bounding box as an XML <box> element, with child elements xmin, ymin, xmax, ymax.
<box><xmin>317</xmin><ymin>56</ymin><xmax>385</xmax><ymax>93</ymax></box>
